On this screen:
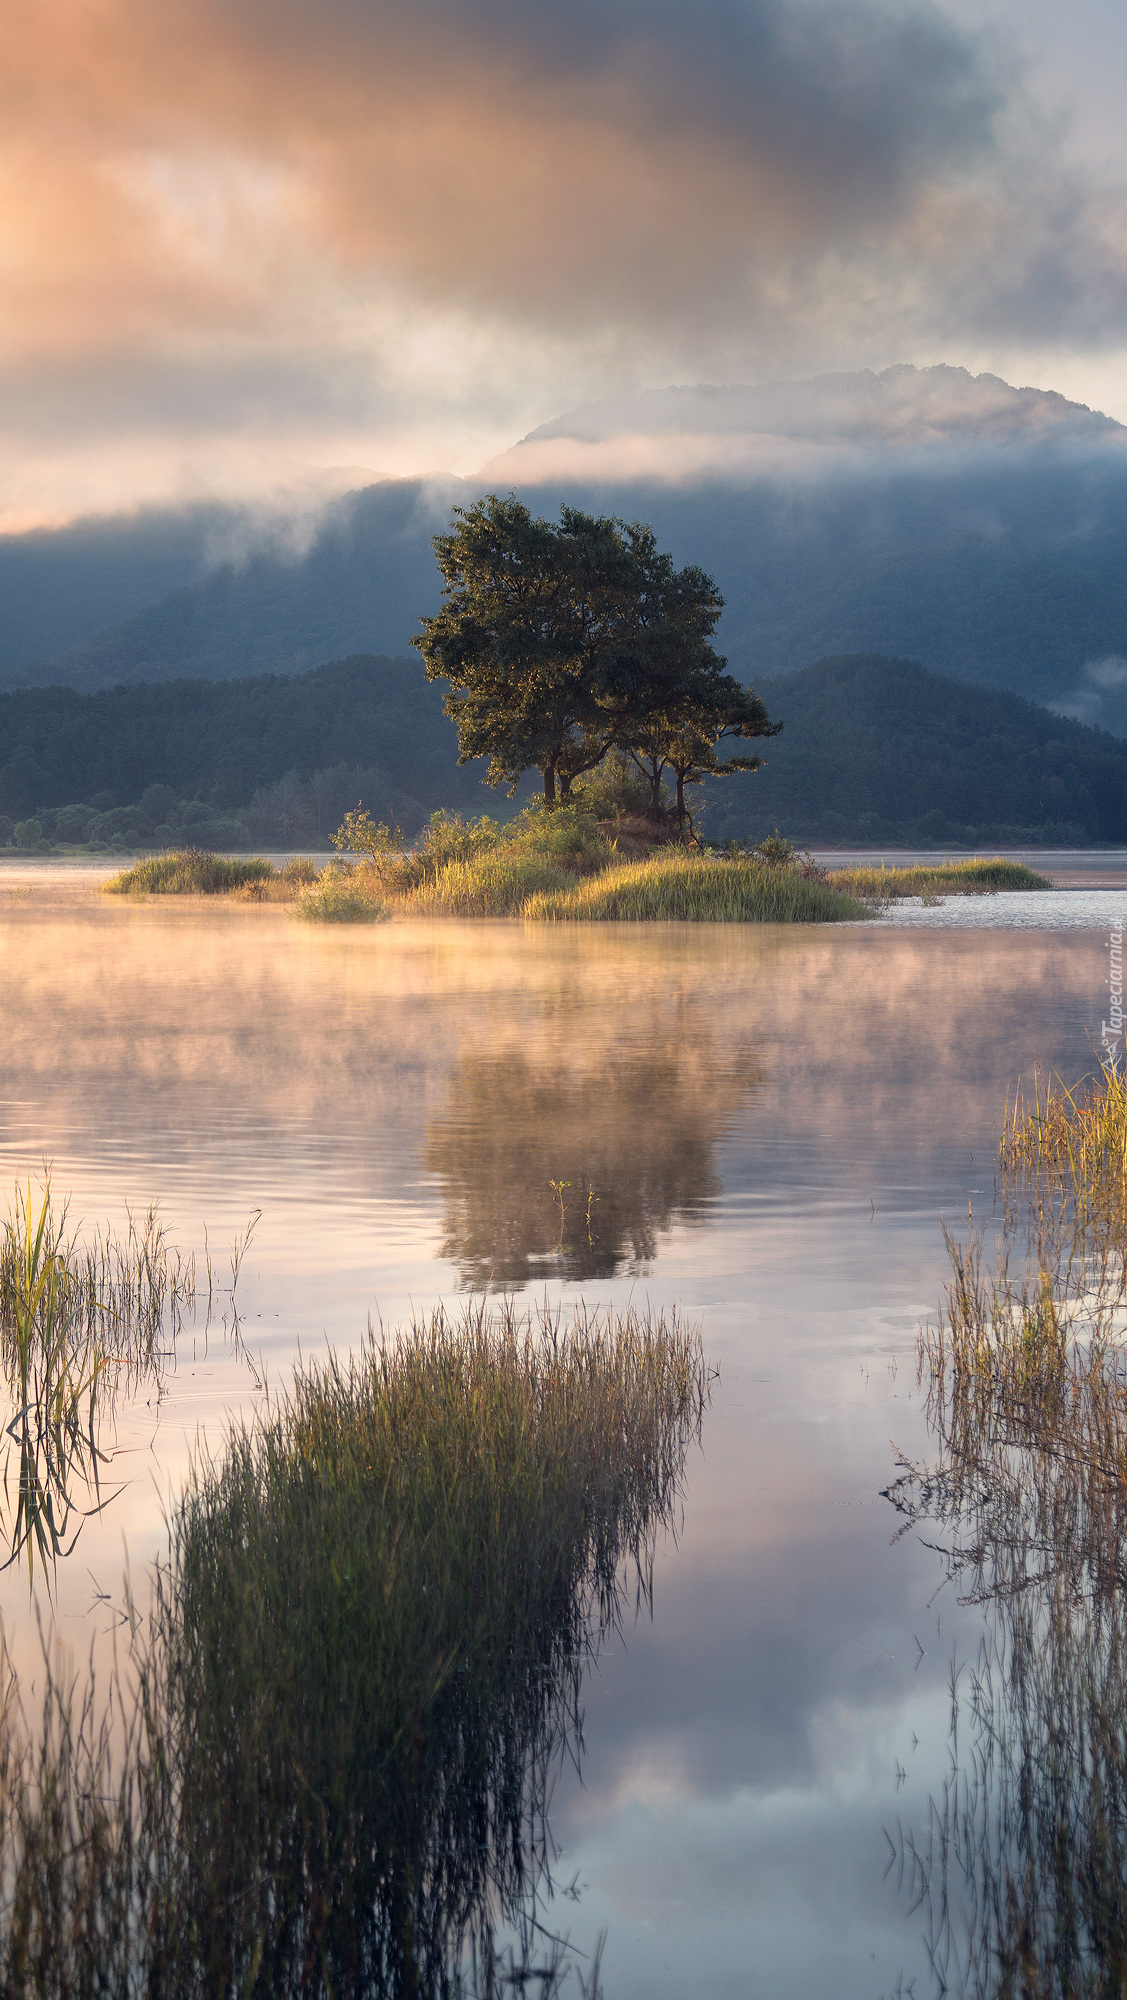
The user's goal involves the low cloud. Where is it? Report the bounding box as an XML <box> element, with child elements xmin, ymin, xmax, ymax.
<box><xmin>4</xmin><ymin>0</ymin><xmax>1127</xmax><ymax>518</ymax></box>
<box><xmin>1051</xmin><ymin>655</ymin><xmax>1127</xmax><ymax>738</ymax></box>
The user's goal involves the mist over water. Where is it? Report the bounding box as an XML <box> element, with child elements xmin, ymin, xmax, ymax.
<box><xmin>0</xmin><ymin>885</ymin><xmax>1116</xmax><ymax>1990</ymax></box>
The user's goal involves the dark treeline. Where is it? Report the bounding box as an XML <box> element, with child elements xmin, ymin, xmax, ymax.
<box><xmin>711</xmin><ymin>654</ymin><xmax>1127</xmax><ymax>845</ymax></box>
<box><xmin>0</xmin><ymin>655</ymin><xmax>488</xmax><ymax>847</ymax></box>
<box><xmin>3</xmin><ymin>650</ymin><xmax>1127</xmax><ymax>850</ymax></box>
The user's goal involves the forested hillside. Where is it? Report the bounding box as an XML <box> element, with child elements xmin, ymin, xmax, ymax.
<box><xmin>710</xmin><ymin>656</ymin><xmax>1127</xmax><ymax>845</ymax></box>
<box><xmin>0</xmin><ymin>655</ymin><xmax>488</xmax><ymax>849</ymax></box>
<box><xmin>1</xmin><ymin>651</ymin><xmax>1124</xmax><ymax>851</ymax></box>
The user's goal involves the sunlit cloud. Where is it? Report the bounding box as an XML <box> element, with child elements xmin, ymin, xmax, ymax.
<box><xmin>3</xmin><ymin>0</ymin><xmax>1127</xmax><ymax>522</ymax></box>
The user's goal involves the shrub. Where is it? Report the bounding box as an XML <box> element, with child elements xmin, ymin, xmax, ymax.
<box><xmin>753</xmin><ymin>830</ymin><xmax>796</xmax><ymax>867</ymax></box>
<box><xmin>293</xmin><ymin>873</ymin><xmax>389</xmax><ymax>923</ymax></box>
<box><xmin>571</xmin><ymin>753</ymin><xmax>655</xmax><ymax>820</ymax></box>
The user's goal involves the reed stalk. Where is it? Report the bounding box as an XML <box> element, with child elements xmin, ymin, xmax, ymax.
<box><xmin>0</xmin><ymin>1185</ymin><xmax>193</xmax><ymax>1584</ymax></box>
<box><xmin>886</xmin><ymin>1068</ymin><xmax>1127</xmax><ymax>1995</ymax></box>
<box><xmin>0</xmin><ymin>1297</ymin><xmax>709</xmax><ymax>1997</ymax></box>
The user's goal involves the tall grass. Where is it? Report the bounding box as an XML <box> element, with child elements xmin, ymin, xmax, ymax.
<box><xmin>0</xmin><ymin>1298</ymin><xmax>709</xmax><ymax>1996</ymax></box>
<box><xmin>885</xmin><ymin>1068</ymin><xmax>1127</xmax><ymax>1995</ymax></box>
<box><xmin>0</xmin><ymin>1185</ymin><xmax>194</xmax><ymax>1581</ymax></box>
<box><xmin>409</xmin><ymin>853</ymin><xmax>579</xmax><ymax>917</ymax></box>
<box><xmin>524</xmin><ymin>853</ymin><xmax>870</xmax><ymax>923</ymax></box>
<box><xmin>104</xmin><ymin>849</ymin><xmax>274</xmax><ymax>895</ymax></box>
<box><xmin>830</xmin><ymin>856</ymin><xmax>1051</xmax><ymax>901</ymax></box>
<box><xmin>293</xmin><ymin>869</ymin><xmax>391</xmax><ymax>923</ymax></box>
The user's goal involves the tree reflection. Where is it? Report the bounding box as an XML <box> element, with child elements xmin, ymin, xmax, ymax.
<box><xmin>425</xmin><ymin>1020</ymin><xmax>766</xmax><ymax>1285</ymax></box>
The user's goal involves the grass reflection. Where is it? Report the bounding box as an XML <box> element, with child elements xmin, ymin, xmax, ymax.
<box><xmin>886</xmin><ymin>1071</ymin><xmax>1127</xmax><ymax>1996</ymax></box>
<box><xmin>0</xmin><ymin>1184</ymin><xmax>193</xmax><ymax>1584</ymax></box>
<box><xmin>0</xmin><ymin>1298</ymin><xmax>709</xmax><ymax>1997</ymax></box>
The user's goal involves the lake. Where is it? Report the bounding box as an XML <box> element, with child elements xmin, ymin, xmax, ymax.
<box><xmin>0</xmin><ymin>871</ymin><xmax>1121</xmax><ymax>1996</ymax></box>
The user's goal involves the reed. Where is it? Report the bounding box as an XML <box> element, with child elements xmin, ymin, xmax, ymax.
<box><xmin>0</xmin><ymin>1185</ymin><xmax>193</xmax><ymax>1582</ymax></box>
<box><xmin>104</xmin><ymin>849</ymin><xmax>275</xmax><ymax>895</ymax></box>
<box><xmin>0</xmin><ymin>1298</ymin><xmax>709</xmax><ymax>1996</ymax></box>
<box><xmin>523</xmin><ymin>853</ymin><xmax>870</xmax><ymax>923</ymax></box>
<box><xmin>885</xmin><ymin>1068</ymin><xmax>1127</xmax><ymax>1995</ymax></box>
<box><xmin>830</xmin><ymin>857</ymin><xmax>1051</xmax><ymax>902</ymax></box>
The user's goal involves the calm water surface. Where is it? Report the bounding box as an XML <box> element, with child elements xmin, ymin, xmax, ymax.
<box><xmin>1</xmin><ymin>878</ymin><xmax>1123</xmax><ymax>1996</ymax></box>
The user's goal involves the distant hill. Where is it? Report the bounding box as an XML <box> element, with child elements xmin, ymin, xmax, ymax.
<box><xmin>706</xmin><ymin>655</ymin><xmax>1127</xmax><ymax>846</ymax></box>
<box><xmin>2</xmin><ymin>651</ymin><xmax>1125</xmax><ymax>854</ymax></box>
<box><xmin>4</xmin><ymin>365</ymin><xmax>1127</xmax><ymax>731</ymax></box>
<box><xmin>0</xmin><ymin>655</ymin><xmax>487</xmax><ymax>841</ymax></box>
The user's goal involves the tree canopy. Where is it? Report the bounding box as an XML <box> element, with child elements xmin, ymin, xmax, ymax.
<box><xmin>413</xmin><ymin>495</ymin><xmax>779</xmax><ymax>821</ymax></box>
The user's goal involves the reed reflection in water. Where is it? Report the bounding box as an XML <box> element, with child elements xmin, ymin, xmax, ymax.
<box><xmin>0</xmin><ymin>1300</ymin><xmax>707</xmax><ymax>1999</ymax></box>
<box><xmin>426</xmin><ymin>1018</ymin><xmax>766</xmax><ymax>1287</ymax></box>
<box><xmin>886</xmin><ymin>1074</ymin><xmax>1127</xmax><ymax>1997</ymax></box>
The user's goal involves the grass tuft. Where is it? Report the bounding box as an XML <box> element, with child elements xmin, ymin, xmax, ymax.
<box><xmin>0</xmin><ymin>1184</ymin><xmax>194</xmax><ymax>1582</ymax></box>
<box><xmin>830</xmin><ymin>856</ymin><xmax>1051</xmax><ymax>901</ymax></box>
<box><xmin>0</xmin><ymin>1297</ymin><xmax>708</xmax><ymax>1995</ymax></box>
<box><xmin>103</xmin><ymin>849</ymin><xmax>274</xmax><ymax>896</ymax></box>
<box><xmin>523</xmin><ymin>853</ymin><xmax>870</xmax><ymax>923</ymax></box>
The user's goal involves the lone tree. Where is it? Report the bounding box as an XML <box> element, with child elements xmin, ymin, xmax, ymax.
<box><xmin>412</xmin><ymin>495</ymin><xmax>635</xmax><ymax>803</ymax></box>
<box><xmin>413</xmin><ymin>494</ymin><xmax>779</xmax><ymax>821</ymax></box>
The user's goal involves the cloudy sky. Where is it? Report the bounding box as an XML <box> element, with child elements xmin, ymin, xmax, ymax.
<box><xmin>3</xmin><ymin>0</ymin><xmax>1127</xmax><ymax>524</ymax></box>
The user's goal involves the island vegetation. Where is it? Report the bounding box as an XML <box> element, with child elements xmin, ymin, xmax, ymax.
<box><xmin>102</xmin><ymin>809</ymin><xmax>1050</xmax><ymax>923</ymax></box>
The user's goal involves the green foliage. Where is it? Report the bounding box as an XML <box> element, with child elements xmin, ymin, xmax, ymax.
<box><xmin>754</xmin><ymin>831</ymin><xmax>796</xmax><ymax>866</ymax></box>
<box><xmin>331</xmin><ymin>805</ymin><xmax>403</xmax><ymax>859</ymax></box>
<box><xmin>570</xmin><ymin>752</ymin><xmax>655</xmax><ymax>819</ymax></box>
<box><xmin>0</xmin><ymin>1299</ymin><xmax>707</xmax><ymax>1996</ymax></box>
<box><xmin>104</xmin><ymin>849</ymin><xmax>274</xmax><ymax>895</ymax></box>
<box><xmin>414</xmin><ymin>496</ymin><xmax>776</xmax><ymax>816</ymax></box>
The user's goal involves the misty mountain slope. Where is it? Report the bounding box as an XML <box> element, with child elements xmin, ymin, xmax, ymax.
<box><xmin>6</xmin><ymin>366</ymin><xmax>1127</xmax><ymax>726</ymax></box>
<box><xmin>517</xmin><ymin>364</ymin><xmax>1123</xmax><ymax>449</ymax></box>
<box><xmin>705</xmin><ymin>655</ymin><xmax>1127</xmax><ymax>844</ymax></box>
<box><xmin>0</xmin><ymin>501</ymin><xmax>259</xmax><ymax>674</ymax></box>
<box><xmin>11</xmin><ymin>481</ymin><xmax>457</xmax><ymax>693</ymax></box>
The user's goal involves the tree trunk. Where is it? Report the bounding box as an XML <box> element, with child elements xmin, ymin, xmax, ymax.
<box><xmin>649</xmin><ymin>760</ymin><xmax>663</xmax><ymax>816</ymax></box>
<box><xmin>543</xmin><ymin>764</ymin><xmax>557</xmax><ymax>804</ymax></box>
<box><xmin>675</xmin><ymin>768</ymin><xmax>686</xmax><ymax>832</ymax></box>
